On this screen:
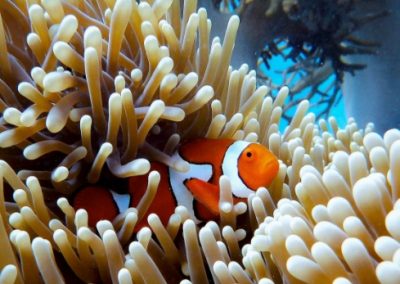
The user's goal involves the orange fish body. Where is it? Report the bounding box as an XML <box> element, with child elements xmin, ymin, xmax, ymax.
<box><xmin>73</xmin><ymin>138</ymin><xmax>279</xmax><ymax>230</ymax></box>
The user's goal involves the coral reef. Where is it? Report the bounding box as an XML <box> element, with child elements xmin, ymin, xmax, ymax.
<box><xmin>211</xmin><ymin>0</ymin><xmax>387</xmax><ymax>121</ymax></box>
<box><xmin>0</xmin><ymin>0</ymin><xmax>399</xmax><ymax>283</ymax></box>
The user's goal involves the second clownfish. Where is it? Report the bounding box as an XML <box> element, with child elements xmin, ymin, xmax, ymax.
<box><xmin>73</xmin><ymin>138</ymin><xmax>279</xmax><ymax>231</ymax></box>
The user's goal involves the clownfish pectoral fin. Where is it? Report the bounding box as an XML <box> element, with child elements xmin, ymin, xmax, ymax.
<box><xmin>184</xmin><ymin>178</ymin><xmax>220</xmax><ymax>216</ymax></box>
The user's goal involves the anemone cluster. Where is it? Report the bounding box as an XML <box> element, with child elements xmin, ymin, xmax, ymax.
<box><xmin>0</xmin><ymin>0</ymin><xmax>399</xmax><ymax>283</ymax></box>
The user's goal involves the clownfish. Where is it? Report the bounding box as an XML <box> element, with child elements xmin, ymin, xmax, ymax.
<box><xmin>73</xmin><ymin>138</ymin><xmax>279</xmax><ymax>230</ymax></box>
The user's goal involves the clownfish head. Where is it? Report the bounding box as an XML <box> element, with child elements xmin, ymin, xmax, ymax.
<box><xmin>222</xmin><ymin>141</ymin><xmax>279</xmax><ymax>198</ymax></box>
<box><xmin>237</xmin><ymin>143</ymin><xmax>279</xmax><ymax>190</ymax></box>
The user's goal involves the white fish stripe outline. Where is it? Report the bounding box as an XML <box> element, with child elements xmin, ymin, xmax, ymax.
<box><xmin>221</xmin><ymin>140</ymin><xmax>254</xmax><ymax>198</ymax></box>
<box><xmin>169</xmin><ymin>152</ymin><xmax>213</xmax><ymax>223</ymax></box>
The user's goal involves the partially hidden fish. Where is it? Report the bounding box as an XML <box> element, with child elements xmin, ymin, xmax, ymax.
<box><xmin>73</xmin><ymin>138</ymin><xmax>279</xmax><ymax>231</ymax></box>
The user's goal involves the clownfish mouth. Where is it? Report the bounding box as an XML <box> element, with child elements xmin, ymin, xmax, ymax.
<box><xmin>263</xmin><ymin>158</ymin><xmax>279</xmax><ymax>183</ymax></box>
<box><xmin>264</xmin><ymin>157</ymin><xmax>278</xmax><ymax>171</ymax></box>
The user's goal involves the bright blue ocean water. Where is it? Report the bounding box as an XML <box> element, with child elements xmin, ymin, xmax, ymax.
<box><xmin>260</xmin><ymin>54</ymin><xmax>347</xmax><ymax>131</ymax></box>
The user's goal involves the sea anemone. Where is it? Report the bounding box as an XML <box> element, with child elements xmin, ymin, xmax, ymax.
<box><xmin>0</xmin><ymin>0</ymin><xmax>399</xmax><ymax>283</ymax></box>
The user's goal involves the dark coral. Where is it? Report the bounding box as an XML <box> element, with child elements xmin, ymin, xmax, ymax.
<box><xmin>211</xmin><ymin>0</ymin><xmax>388</xmax><ymax>120</ymax></box>
<box><xmin>264</xmin><ymin>0</ymin><xmax>388</xmax><ymax>79</ymax></box>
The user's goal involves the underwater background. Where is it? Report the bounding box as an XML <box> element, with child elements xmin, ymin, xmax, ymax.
<box><xmin>0</xmin><ymin>0</ymin><xmax>400</xmax><ymax>283</ymax></box>
<box><xmin>205</xmin><ymin>0</ymin><xmax>399</xmax><ymax>133</ymax></box>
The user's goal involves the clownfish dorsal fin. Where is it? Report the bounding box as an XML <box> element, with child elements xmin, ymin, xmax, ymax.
<box><xmin>110</xmin><ymin>190</ymin><xmax>130</xmax><ymax>214</ymax></box>
<box><xmin>179</xmin><ymin>138</ymin><xmax>234</xmax><ymax>166</ymax></box>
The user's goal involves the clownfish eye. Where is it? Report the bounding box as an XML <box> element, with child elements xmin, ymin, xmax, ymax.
<box><xmin>246</xmin><ymin>151</ymin><xmax>252</xmax><ymax>158</ymax></box>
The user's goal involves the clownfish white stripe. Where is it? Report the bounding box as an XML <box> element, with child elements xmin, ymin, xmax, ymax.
<box><xmin>169</xmin><ymin>153</ymin><xmax>213</xmax><ymax>222</ymax></box>
<box><xmin>111</xmin><ymin>190</ymin><xmax>130</xmax><ymax>214</ymax></box>
<box><xmin>222</xmin><ymin>140</ymin><xmax>254</xmax><ymax>198</ymax></box>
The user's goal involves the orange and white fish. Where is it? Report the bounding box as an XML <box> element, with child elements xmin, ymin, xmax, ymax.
<box><xmin>73</xmin><ymin>138</ymin><xmax>279</xmax><ymax>230</ymax></box>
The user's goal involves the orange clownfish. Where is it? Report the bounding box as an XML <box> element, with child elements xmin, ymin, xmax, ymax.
<box><xmin>73</xmin><ymin>138</ymin><xmax>279</xmax><ymax>230</ymax></box>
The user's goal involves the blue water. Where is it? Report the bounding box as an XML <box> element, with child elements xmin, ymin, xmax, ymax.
<box><xmin>260</xmin><ymin>53</ymin><xmax>347</xmax><ymax>131</ymax></box>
